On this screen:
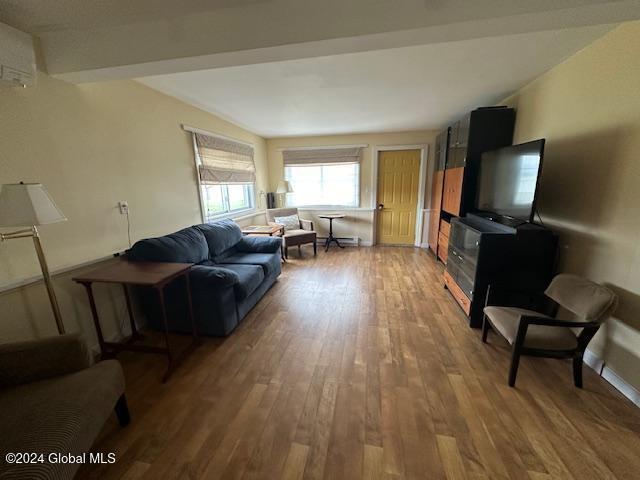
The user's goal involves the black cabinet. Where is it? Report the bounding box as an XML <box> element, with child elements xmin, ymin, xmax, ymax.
<box><xmin>445</xmin><ymin>214</ymin><xmax>558</xmax><ymax>328</ymax></box>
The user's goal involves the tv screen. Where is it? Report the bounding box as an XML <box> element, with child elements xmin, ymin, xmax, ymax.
<box><xmin>476</xmin><ymin>139</ymin><xmax>545</xmax><ymax>222</ymax></box>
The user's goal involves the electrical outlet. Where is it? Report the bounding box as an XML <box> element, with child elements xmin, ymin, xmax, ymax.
<box><xmin>118</xmin><ymin>201</ymin><xmax>129</xmax><ymax>215</ymax></box>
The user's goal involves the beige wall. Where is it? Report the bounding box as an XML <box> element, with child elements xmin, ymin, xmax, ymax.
<box><xmin>0</xmin><ymin>71</ymin><xmax>268</xmax><ymax>346</ymax></box>
<box><xmin>266</xmin><ymin>130</ymin><xmax>438</xmax><ymax>244</ymax></box>
<box><xmin>503</xmin><ymin>21</ymin><xmax>640</xmax><ymax>392</ymax></box>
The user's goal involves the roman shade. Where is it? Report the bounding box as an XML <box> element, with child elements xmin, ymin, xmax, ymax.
<box><xmin>282</xmin><ymin>147</ymin><xmax>362</xmax><ymax>165</ymax></box>
<box><xmin>195</xmin><ymin>133</ymin><xmax>256</xmax><ymax>184</ymax></box>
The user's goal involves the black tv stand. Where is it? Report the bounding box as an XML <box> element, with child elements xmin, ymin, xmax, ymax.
<box><xmin>472</xmin><ymin>211</ymin><xmax>528</xmax><ymax>228</ymax></box>
<box><xmin>443</xmin><ymin>214</ymin><xmax>558</xmax><ymax>328</ymax></box>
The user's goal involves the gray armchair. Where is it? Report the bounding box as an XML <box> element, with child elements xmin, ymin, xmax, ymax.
<box><xmin>0</xmin><ymin>334</ymin><xmax>128</xmax><ymax>480</ymax></box>
<box><xmin>266</xmin><ymin>207</ymin><xmax>317</xmax><ymax>258</ymax></box>
<box><xmin>482</xmin><ymin>274</ymin><xmax>617</xmax><ymax>388</ymax></box>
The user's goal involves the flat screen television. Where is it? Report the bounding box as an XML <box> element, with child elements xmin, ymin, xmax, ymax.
<box><xmin>475</xmin><ymin>139</ymin><xmax>545</xmax><ymax>224</ymax></box>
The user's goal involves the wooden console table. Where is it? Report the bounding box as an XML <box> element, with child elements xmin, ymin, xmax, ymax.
<box><xmin>73</xmin><ymin>260</ymin><xmax>198</xmax><ymax>382</ymax></box>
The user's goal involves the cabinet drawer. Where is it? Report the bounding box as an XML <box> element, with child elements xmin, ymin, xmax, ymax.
<box><xmin>444</xmin><ymin>270</ymin><xmax>471</xmax><ymax>315</ymax></box>
<box><xmin>439</xmin><ymin>220</ymin><xmax>450</xmax><ymax>238</ymax></box>
<box><xmin>437</xmin><ymin>240</ymin><xmax>448</xmax><ymax>264</ymax></box>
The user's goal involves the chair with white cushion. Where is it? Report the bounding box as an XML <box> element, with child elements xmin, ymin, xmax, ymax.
<box><xmin>482</xmin><ymin>273</ymin><xmax>617</xmax><ymax>387</ymax></box>
<box><xmin>266</xmin><ymin>208</ymin><xmax>317</xmax><ymax>259</ymax></box>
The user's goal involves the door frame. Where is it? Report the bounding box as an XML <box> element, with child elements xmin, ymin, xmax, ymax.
<box><xmin>371</xmin><ymin>144</ymin><xmax>429</xmax><ymax>247</ymax></box>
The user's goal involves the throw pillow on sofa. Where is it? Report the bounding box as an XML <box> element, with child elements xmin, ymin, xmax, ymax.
<box><xmin>274</xmin><ymin>214</ymin><xmax>300</xmax><ymax>232</ymax></box>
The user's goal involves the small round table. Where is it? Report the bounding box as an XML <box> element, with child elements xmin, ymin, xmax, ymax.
<box><xmin>319</xmin><ymin>213</ymin><xmax>346</xmax><ymax>251</ymax></box>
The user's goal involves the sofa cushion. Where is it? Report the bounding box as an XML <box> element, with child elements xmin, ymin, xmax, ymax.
<box><xmin>127</xmin><ymin>226</ymin><xmax>209</xmax><ymax>264</ymax></box>
<box><xmin>273</xmin><ymin>213</ymin><xmax>300</xmax><ymax>232</ymax></box>
<box><xmin>0</xmin><ymin>360</ymin><xmax>124</xmax><ymax>480</ymax></box>
<box><xmin>235</xmin><ymin>236</ymin><xmax>282</xmax><ymax>254</ymax></box>
<box><xmin>196</xmin><ymin>220</ymin><xmax>243</xmax><ymax>260</ymax></box>
<box><xmin>219</xmin><ymin>252</ymin><xmax>280</xmax><ymax>277</ymax></box>
<box><xmin>216</xmin><ymin>263</ymin><xmax>264</xmax><ymax>300</ymax></box>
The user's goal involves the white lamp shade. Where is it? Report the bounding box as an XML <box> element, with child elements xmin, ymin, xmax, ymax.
<box><xmin>275</xmin><ymin>180</ymin><xmax>294</xmax><ymax>194</ymax></box>
<box><xmin>0</xmin><ymin>183</ymin><xmax>67</xmax><ymax>227</ymax></box>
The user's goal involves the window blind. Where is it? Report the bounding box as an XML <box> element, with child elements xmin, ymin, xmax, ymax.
<box><xmin>282</xmin><ymin>147</ymin><xmax>362</xmax><ymax>165</ymax></box>
<box><xmin>195</xmin><ymin>133</ymin><xmax>256</xmax><ymax>184</ymax></box>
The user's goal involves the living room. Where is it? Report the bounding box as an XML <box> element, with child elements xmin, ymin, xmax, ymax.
<box><xmin>1</xmin><ymin>1</ymin><xmax>640</xmax><ymax>479</ymax></box>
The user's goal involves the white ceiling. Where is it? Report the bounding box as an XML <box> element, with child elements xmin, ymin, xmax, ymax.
<box><xmin>139</xmin><ymin>25</ymin><xmax>611</xmax><ymax>137</ymax></box>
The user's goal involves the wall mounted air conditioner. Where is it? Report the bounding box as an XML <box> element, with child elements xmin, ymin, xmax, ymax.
<box><xmin>0</xmin><ymin>21</ymin><xmax>35</xmax><ymax>88</ymax></box>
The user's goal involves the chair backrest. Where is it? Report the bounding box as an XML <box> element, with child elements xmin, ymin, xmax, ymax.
<box><xmin>266</xmin><ymin>207</ymin><xmax>299</xmax><ymax>223</ymax></box>
<box><xmin>545</xmin><ymin>273</ymin><xmax>617</xmax><ymax>322</ymax></box>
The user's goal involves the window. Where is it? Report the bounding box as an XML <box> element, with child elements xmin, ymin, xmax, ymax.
<box><xmin>201</xmin><ymin>184</ymin><xmax>254</xmax><ymax>220</ymax></box>
<box><xmin>282</xmin><ymin>146</ymin><xmax>362</xmax><ymax>207</ymax></box>
<box><xmin>192</xmin><ymin>131</ymin><xmax>256</xmax><ymax>221</ymax></box>
<box><xmin>284</xmin><ymin>163</ymin><xmax>359</xmax><ymax>207</ymax></box>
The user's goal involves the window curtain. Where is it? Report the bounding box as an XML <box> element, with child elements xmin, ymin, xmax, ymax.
<box><xmin>282</xmin><ymin>147</ymin><xmax>362</xmax><ymax>165</ymax></box>
<box><xmin>195</xmin><ymin>133</ymin><xmax>256</xmax><ymax>184</ymax></box>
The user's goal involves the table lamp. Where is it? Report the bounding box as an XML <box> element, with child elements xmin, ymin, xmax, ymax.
<box><xmin>0</xmin><ymin>182</ymin><xmax>67</xmax><ymax>334</ymax></box>
<box><xmin>275</xmin><ymin>180</ymin><xmax>293</xmax><ymax>207</ymax></box>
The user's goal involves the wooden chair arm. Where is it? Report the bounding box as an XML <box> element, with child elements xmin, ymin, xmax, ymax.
<box><xmin>485</xmin><ymin>283</ymin><xmax>556</xmax><ymax>316</ymax></box>
<box><xmin>300</xmin><ymin>218</ymin><xmax>314</xmax><ymax>231</ymax></box>
<box><xmin>519</xmin><ymin>316</ymin><xmax>600</xmax><ymax>329</ymax></box>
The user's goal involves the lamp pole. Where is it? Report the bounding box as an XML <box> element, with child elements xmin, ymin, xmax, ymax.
<box><xmin>0</xmin><ymin>226</ymin><xmax>65</xmax><ymax>334</ymax></box>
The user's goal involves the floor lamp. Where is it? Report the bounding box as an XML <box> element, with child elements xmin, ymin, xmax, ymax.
<box><xmin>275</xmin><ymin>180</ymin><xmax>293</xmax><ymax>207</ymax></box>
<box><xmin>0</xmin><ymin>182</ymin><xmax>67</xmax><ymax>334</ymax></box>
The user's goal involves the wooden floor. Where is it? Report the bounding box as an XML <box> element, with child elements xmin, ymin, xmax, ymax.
<box><xmin>80</xmin><ymin>247</ymin><xmax>640</xmax><ymax>480</ymax></box>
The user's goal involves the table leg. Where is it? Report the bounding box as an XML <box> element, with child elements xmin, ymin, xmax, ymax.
<box><xmin>122</xmin><ymin>284</ymin><xmax>141</xmax><ymax>341</ymax></box>
<box><xmin>184</xmin><ymin>272</ymin><xmax>198</xmax><ymax>342</ymax></box>
<box><xmin>81</xmin><ymin>282</ymin><xmax>106</xmax><ymax>358</ymax></box>
<box><xmin>277</xmin><ymin>227</ymin><xmax>286</xmax><ymax>262</ymax></box>
<box><xmin>156</xmin><ymin>285</ymin><xmax>173</xmax><ymax>382</ymax></box>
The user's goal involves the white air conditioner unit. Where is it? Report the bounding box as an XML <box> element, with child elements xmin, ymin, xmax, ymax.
<box><xmin>0</xmin><ymin>22</ymin><xmax>35</xmax><ymax>88</ymax></box>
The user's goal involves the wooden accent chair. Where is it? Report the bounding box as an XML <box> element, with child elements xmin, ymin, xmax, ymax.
<box><xmin>482</xmin><ymin>274</ymin><xmax>617</xmax><ymax>388</ymax></box>
<box><xmin>266</xmin><ymin>207</ymin><xmax>317</xmax><ymax>259</ymax></box>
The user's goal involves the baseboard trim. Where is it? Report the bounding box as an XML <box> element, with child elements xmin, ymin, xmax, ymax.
<box><xmin>420</xmin><ymin>242</ymin><xmax>429</xmax><ymax>249</ymax></box>
<box><xmin>316</xmin><ymin>236</ymin><xmax>360</xmax><ymax>246</ymax></box>
<box><xmin>584</xmin><ymin>349</ymin><xmax>640</xmax><ymax>407</ymax></box>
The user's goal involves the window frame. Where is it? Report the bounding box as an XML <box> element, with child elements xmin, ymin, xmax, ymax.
<box><xmin>283</xmin><ymin>162</ymin><xmax>360</xmax><ymax>208</ymax></box>
<box><xmin>191</xmin><ymin>133</ymin><xmax>257</xmax><ymax>222</ymax></box>
<box><xmin>200</xmin><ymin>183</ymin><xmax>255</xmax><ymax>222</ymax></box>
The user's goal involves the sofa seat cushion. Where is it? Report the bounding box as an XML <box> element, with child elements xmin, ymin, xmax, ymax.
<box><xmin>216</xmin><ymin>263</ymin><xmax>264</xmax><ymax>300</ymax></box>
<box><xmin>484</xmin><ymin>306</ymin><xmax>578</xmax><ymax>350</ymax></box>
<box><xmin>218</xmin><ymin>253</ymin><xmax>280</xmax><ymax>277</ymax></box>
<box><xmin>0</xmin><ymin>360</ymin><xmax>124</xmax><ymax>480</ymax></box>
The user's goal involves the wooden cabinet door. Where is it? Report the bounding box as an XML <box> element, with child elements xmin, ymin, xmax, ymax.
<box><xmin>442</xmin><ymin>167</ymin><xmax>464</xmax><ymax>216</ymax></box>
<box><xmin>428</xmin><ymin>170</ymin><xmax>444</xmax><ymax>253</ymax></box>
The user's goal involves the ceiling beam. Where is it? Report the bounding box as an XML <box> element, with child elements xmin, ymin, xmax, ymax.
<box><xmin>36</xmin><ymin>0</ymin><xmax>640</xmax><ymax>83</ymax></box>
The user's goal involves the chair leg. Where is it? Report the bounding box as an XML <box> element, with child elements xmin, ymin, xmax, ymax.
<box><xmin>298</xmin><ymin>245</ymin><xmax>302</xmax><ymax>256</ymax></box>
<box><xmin>573</xmin><ymin>355</ymin><xmax>584</xmax><ymax>388</ymax></box>
<box><xmin>313</xmin><ymin>240</ymin><xmax>317</xmax><ymax>256</ymax></box>
<box><xmin>115</xmin><ymin>394</ymin><xmax>131</xmax><ymax>426</ymax></box>
<box><xmin>482</xmin><ymin>314</ymin><xmax>490</xmax><ymax>343</ymax></box>
<box><xmin>285</xmin><ymin>247</ymin><xmax>288</xmax><ymax>259</ymax></box>
<box><xmin>508</xmin><ymin>346</ymin><xmax>522</xmax><ymax>387</ymax></box>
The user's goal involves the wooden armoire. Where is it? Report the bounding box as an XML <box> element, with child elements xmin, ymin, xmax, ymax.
<box><xmin>429</xmin><ymin>107</ymin><xmax>516</xmax><ymax>263</ymax></box>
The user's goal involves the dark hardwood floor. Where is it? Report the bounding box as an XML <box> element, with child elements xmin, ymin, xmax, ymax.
<box><xmin>80</xmin><ymin>246</ymin><xmax>640</xmax><ymax>479</ymax></box>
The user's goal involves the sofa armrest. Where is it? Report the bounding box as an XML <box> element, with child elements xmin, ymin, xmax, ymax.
<box><xmin>300</xmin><ymin>218</ymin><xmax>314</xmax><ymax>231</ymax></box>
<box><xmin>190</xmin><ymin>265</ymin><xmax>240</xmax><ymax>290</ymax></box>
<box><xmin>235</xmin><ymin>236</ymin><xmax>282</xmax><ymax>254</ymax></box>
<box><xmin>0</xmin><ymin>334</ymin><xmax>92</xmax><ymax>388</ymax></box>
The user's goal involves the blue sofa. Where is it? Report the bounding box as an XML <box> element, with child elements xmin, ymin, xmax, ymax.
<box><xmin>126</xmin><ymin>219</ymin><xmax>281</xmax><ymax>336</ymax></box>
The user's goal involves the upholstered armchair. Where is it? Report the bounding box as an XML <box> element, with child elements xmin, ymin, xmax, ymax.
<box><xmin>482</xmin><ymin>274</ymin><xmax>617</xmax><ymax>388</ymax></box>
<box><xmin>266</xmin><ymin>207</ymin><xmax>317</xmax><ymax>258</ymax></box>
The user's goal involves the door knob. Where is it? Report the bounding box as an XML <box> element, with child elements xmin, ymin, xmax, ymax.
<box><xmin>377</xmin><ymin>203</ymin><xmax>384</xmax><ymax>210</ymax></box>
